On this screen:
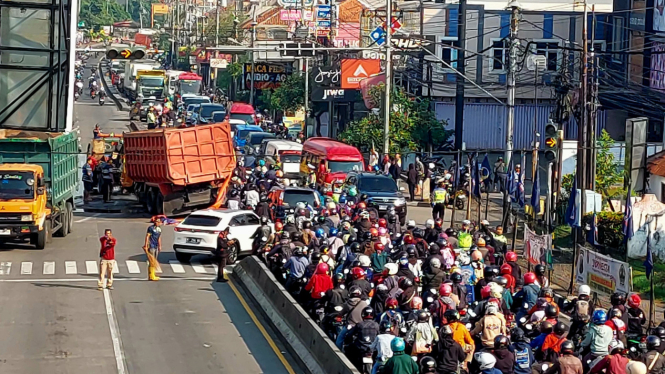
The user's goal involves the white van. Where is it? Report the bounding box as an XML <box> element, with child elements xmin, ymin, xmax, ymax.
<box><xmin>260</xmin><ymin>140</ymin><xmax>303</xmax><ymax>180</ymax></box>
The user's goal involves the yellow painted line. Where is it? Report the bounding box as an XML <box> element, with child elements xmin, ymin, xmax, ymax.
<box><xmin>227</xmin><ymin>275</ymin><xmax>296</xmax><ymax>374</ymax></box>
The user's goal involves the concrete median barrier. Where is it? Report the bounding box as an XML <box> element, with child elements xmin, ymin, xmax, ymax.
<box><xmin>233</xmin><ymin>256</ymin><xmax>360</xmax><ymax>374</ymax></box>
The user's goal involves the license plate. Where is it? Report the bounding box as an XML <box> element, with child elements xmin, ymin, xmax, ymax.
<box><xmin>639</xmin><ymin>343</ymin><xmax>647</xmax><ymax>349</ymax></box>
<box><xmin>379</xmin><ymin>205</ymin><xmax>387</xmax><ymax>210</ymax></box>
<box><xmin>362</xmin><ymin>357</ymin><xmax>373</xmax><ymax>364</ymax></box>
<box><xmin>186</xmin><ymin>238</ymin><xmax>201</xmax><ymax>244</ymax></box>
<box><xmin>0</xmin><ymin>229</ymin><xmax>10</xmax><ymax>235</ymax></box>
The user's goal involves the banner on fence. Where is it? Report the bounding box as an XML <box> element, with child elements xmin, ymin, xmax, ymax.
<box><xmin>627</xmin><ymin>194</ymin><xmax>665</xmax><ymax>261</ymax></box>
<box><xmin>524</xmin><ymin>223</ymin><xmax>552</xmax><ymax>265</ymax></box>
<box><xmin>575</xmin><ymin>245</ymin><xmax>633</xmax><ymax>295</ymax></box>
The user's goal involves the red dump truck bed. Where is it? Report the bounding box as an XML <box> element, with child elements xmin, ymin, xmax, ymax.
<box><xmin>123</xmin><ymin>123</ymin><xmax>235</xmax><ymax>186</ymax></box>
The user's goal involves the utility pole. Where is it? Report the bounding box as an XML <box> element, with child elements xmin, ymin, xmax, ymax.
<box><xmin>454</xmin><ymin>0</ymin><xmax>467</xmax><ymax>151</ymax></box>
<box><xmin>304</xmin><ymin>58</ymin><xmax>309</xmax><ymax>116</ymax></box>
<box><xmin>505</xmin><ymin>1</ymin><xmax>520</xmax><ymax>164</ymax></box>
<box><xmin>578</xmin><ymin>0</ymin><xmax>588</xmax><ymax>235</ymax></box>
<box><xmin>249</xmin><ymin>5</ymin><xmax>257</xmax><ymax>105</ymax></box>
<box><xmin>589</xmin><ymin>5</ymin><xmax>598</xmax><ymax>191</ymax></box>
<box><xmin>215</xmin><ymin>0</ymin><xmax>220</xmax><ymax>46</ymax></box>
<box><xmin>383</xmin><ymin>0</ymin><xmax>392</xmax><ymax>154</ymax></box>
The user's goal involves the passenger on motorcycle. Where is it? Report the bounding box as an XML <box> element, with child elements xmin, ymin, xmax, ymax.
<box><xmin>626</xmin><ymin>294</ymin><xmax>647</xmax><ymax>336</ymax></box>
<box><xmin>581</xmin><ymin>310</ymin><xmax>615</xmax><ymax>371</ymax></box>
<box><xmin>641</xmin><ymin>336</ymin><xmax>665</xmax><ymax>373</ymax></box>
<box><xmin>344</xmin><ymin>306</ymin><xmax>380</xmax><ymax>370</ymax></box>
<box><xmin>370</xmin><ymin>320</ymin><xmax>396</xmax><ymax>374</ymax></box>
<box><xmin>589</xmin><ymin>340</ymin><xmax>629</xmax><ymax>374</ymax></box>
<box><xmin>432</xmin><ymin>325</ymin><xmax>467</xmax><ymax>373</ymax></box>
<box><xmin>509</xmin><ymin>328</ymin><xmax>535</xmax><ymax>374</ymax></box>
<box><xmin>492</xmin><ymin>335</ymin><xmax>515</xmax><ymax>374</ymax></box>
<box><xmin>542</xmin><ymin>340</ymin><xmax>583</xmax><ymax>374</ymax></box>
<box><xmin>470</xmin><ymin>302</ymin><xmax>507</xmax><ymax>349</ymax></box>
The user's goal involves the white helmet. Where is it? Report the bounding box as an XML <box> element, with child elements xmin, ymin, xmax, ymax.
<box><xmin>609</xmin><ymin>340</ymin><xmax>624</xmax><ymax>353</ymax></box>
<box><xmin>474</xmin><ymin>352</ymin><xmax>497</xmax><ymax>371</ymax></box>
<box><xmin>578</xmin><ymin>284</ymin><xmax>591</xmax><ymax>297</ymax></box>
<box><xmin>358</xmin><ymin>255</ymin><xmax>371</xmax><ymax>267</ymax></box>
<box><xmin>429</xmin><ymin>162</ymin><xmax>435</xmax><ymax>169</ymax></box>
<box><xmin>489</xmin><ymin>282</ymin><xmax>504</xmax><ymax>299</ymax></box>
<box><xmin>426</xmin><ymin>219</ymin><xmax>434</xmax><ymax>228</ymax></box>
<box><xmin>407</xmin><ymin>219</ymin><xmax>416</xmax><ymax>228</ymax></box>
<box><xmin>384</xmin><ymin>263</ymin><xmax>398</xmax><ymax>275</ymax></box>
<box><xmin>327</xmin><ymin>201</ymin><xmax>336</xmax><ymax>210</ymax></box>
<box><xmin>430</xmin><ymin>258</ymin><xmax>441</xmax><ymax>269</ymax></box>
<box><xmin>286</xmin><ymin>215</ymin><xmax>295</xmax><ymax>224</ymax></box>
<box><xmin>295</xmin><ymin>202</ymin><xmax>306</xmax><ymax>210</ymax></box>
<box><xmin>486</xmin><ymin>303</ymin><xmax>499</xmax><ymax>315</ymax></box>
<box><xmin>627</xmin><ymin>361</ymin><xmax>647</xmax><ymax>374</ymax></box>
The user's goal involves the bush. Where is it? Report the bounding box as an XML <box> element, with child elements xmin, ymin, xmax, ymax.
<box><xmin>582</xmin><ymin>211</ymin><xmax>624</xmax><ymax>256</ymax></box>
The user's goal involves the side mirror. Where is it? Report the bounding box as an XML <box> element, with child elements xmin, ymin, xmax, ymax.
<box><xmin>37</xmin><ymin>177</ymin><xmax>45</xmax><ymax>188</ymax></box>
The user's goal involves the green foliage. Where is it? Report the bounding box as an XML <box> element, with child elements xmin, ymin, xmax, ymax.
<box><xmin>339</xmin><ymin>86</ymin><xmax>451</xmax><ymax>153</ymax></box>
<box><xmin>595</xmin><ymin>129</ymin><xmax>623</xmax><ymax>199</ymax></box>
<box><xmin>127</xmin><ymin>0</ymin><xmax>159</xmax><ymax>26</ymax></box>
<box><xmin>581</xmin><ymin>211</ymin><xmax>624</xmax><ymax>251</ymax></box>
<box><xmin>267</xmin><ymin>74</ymin><xmax>305</xmax><ymax>113</ymax></box>
<box><xmin>79</xmin><ymin>0</ymin><xmax>131</xmax><ymax>29</ymax></box>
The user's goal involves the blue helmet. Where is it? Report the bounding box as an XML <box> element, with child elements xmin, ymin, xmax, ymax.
<box><xmin>592</xmin><ymin>310</ymin><xmax>607</xmax><ymax>325</ymax></box>
<box><xmin>330</xmin><ymin>228</ymin><xmax>339</xmax><ymax>237</ymax></box>
<box><xmin>315</xmin><ymin>228</ymin><xmax>325</xmax><ymax>238</ymax></box>
<box><xmin>373</xmin><ymin>165</ymin><xmax>380</xmax><ymax>172</ymax></box>
<box><xmin>339</xmin><ymin>195</ymin><xmax>347</xmax><ymax>204</ymax></box>
<box><xmin>390</xmin><ymin>337</ymin><xmax>406</xmax><ymax>352</ymax></box>
<box><xmin>259</xmin><ymin>159</ymin><xmax>265</xmax><ymax>166</ymax></box>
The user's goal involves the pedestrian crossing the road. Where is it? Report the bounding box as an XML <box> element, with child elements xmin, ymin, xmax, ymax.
<box><xmin>0</xmin><ymin>260</ymin><xmax>219</xmax><ymax>278</ymax></box>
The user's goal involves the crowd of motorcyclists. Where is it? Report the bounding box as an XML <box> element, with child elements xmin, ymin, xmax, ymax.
<box><xmin>75</xmin><ymin>58</ymin><xmax>106</xmax><ymax>105</ymax></box>
<box><xmin>218</xmin><ymin>133</ymin><xmax>665</xmax><ymax>374</ymax></box>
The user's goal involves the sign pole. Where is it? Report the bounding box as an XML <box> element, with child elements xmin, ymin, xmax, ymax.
<box><xmin>383</xmin><ymin>0</ymin><xmax>392</xmax><ymax>154</ymax></box>
<box><xmin>304</xmin><ymin>57</ymin><xmax>309</xmax><ymax>117</ymax></box>
<box><xmin>249</xmin><ymin>5</ymin><xmax>257</xmax><ymax>105</ymax></box>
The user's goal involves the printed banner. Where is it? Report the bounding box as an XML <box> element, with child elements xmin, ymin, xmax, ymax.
<box><xmin>524</xmin><ymin>223</ymin><xmax>551</xmax><ymax>265</ymax></box>
<box><xmin>575</xmin><ymin>245</ymin><xmax>632</xmax><ymax>295</ymax></box>
<box><xmin>627</xmin><ymin>195</ymin><xmax>665</xmax><ymax>261</ymax></box>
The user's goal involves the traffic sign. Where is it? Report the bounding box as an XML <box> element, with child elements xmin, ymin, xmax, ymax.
<box><xmin>120</xmin><ymin>49</ymin><xmax>131</xmax><ymax>58</ymax></box>
<box><xmin>370</xmin><ymin>27</ymin><xmax>386</xmax><ymax>46</ymax></box>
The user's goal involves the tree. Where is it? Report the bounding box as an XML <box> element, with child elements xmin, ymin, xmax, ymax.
<box><xmin>267</xmin><ymin>74</ymin><xmax>305</xmax><ymax>113</ymax></box>
<box><xmin>595</xmin><ymin>129</ymin><xmax>623</xmax><ymax>200</ymax></box>
<box><xmin>79</xmin><ymin>0</ymin><xmax>131</xmax><ymax>29</ymax></box>
<box><xmin>340</xmin><ymin>86</ymin><xmax>451</xmax><ymax>153</ymax></box>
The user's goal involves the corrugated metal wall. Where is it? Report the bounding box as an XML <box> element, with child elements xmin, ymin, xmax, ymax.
<box><xmin>435</xmin><ymin>102</ymin><xmax>607</xmax><ymax>150</ymax></box>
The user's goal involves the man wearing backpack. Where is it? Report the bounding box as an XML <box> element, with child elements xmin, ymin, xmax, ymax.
<box><xmin>564</xmin><ymin>284</ymin><xmax>593</xmax><ymax>339</ymax></box>
<box><xmin>428</xmin><ymin>283</ymin><xmax>456</xmax><ymax>328</ymax></box>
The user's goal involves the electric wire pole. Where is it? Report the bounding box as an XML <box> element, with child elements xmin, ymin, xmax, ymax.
<box><xmin>454</xmin><ymin>0</ymin><xmax>467</xmax><ymax>151</ymax></box>
<box><xmin>383</xmin><ymin>0</ymin><xmax>392</xmax><ymax>154</ymax></box>
<box><xmin>505</xmin><ymin>1</ymin><xmax>520</xmax><ymax>164</ymax></box>
<box><xmin>578</xmin><ymin>0</ymin><xmax>588</xmax><ymax>233</ymax></box>
<box><xmin>249</xmin><ymin>5</ymin><xmax>257</xmax><ymax>105</ymax></box>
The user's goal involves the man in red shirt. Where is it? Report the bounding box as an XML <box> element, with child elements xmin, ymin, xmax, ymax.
<box><xmin>99</xmin><ymin>229</ymin><xmax>116</xmax><ymax>290</ymax></box>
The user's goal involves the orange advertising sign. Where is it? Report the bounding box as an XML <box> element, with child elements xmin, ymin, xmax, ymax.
<box><xmin>152</xmin><ymin>4</ymin><xmax>169</xmax><ymax>14</ymax></box>
<box><xmin>341</xmin><ymin>59</ymin><xmax>381</xmax><ymax>89</ymax></box>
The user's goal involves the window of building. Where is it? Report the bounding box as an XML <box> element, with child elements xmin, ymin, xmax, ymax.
<box><xmin>532</xmin><ymin>40</ymin><xmax>560</xmax><ymax>71</ymax></box>
<box><xmin>489</xmin><ymin>38</ymin><xmax>508</xmax><ymax>72</ymax></box>
<box><xmin>438</xmin><ymin>37</ymin><xmax>458</xmax><ymax>71</ymax></box>
<box><xmin>612</xmin><ymin>17</ymin><xmax>624</xmax><ymax>63</ymax></box>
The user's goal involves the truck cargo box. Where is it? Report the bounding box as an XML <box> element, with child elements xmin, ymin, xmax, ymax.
<box><xmin>0</xmin><ymin>129</ymin><xmax>79</xmax><ymax>207</ymax></box>
<box><xmin>123</xmin><ymin>123</ymin><xmax>235</xmax><ymax>186</ymax></box>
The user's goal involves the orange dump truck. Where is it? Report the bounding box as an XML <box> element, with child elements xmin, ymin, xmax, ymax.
<box><xmin>123</xmin><ymin>123</ymin><xmax>236</xmax><ymax>216</ymax></box>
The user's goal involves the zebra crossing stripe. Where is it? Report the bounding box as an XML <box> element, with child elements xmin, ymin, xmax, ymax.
<box><xmin>65</xmin><ymin>261</ymin><xmax>77</xmax><ymax>274</ymax></box>
<box><xmin>0</xmin><ymin>262</ymin><xmax>11</xmax><ymax>275</ymax></box>
<box><xmin>20</xmin><ymin>262</ymin><xmax>32</xmax><ymax>275</ymax></box>
<box><xmin>169</xmin><ymin>260</ymin><xmax>185</xmax><ymax>274</ymax></box>
<box><xmin>126</xmin><ymin>261</ymin><xmax>140</xmax><ymax>274</ymax></box>
<box><xmin>85</xmin><ymin>261</ymin><xmax>98</xmax><ymax>274</ymax></box>
<box><xmin>43</xmin><ymin>262</ymin><xmax>55</xmax><ymax>275</ymax></box>
<box><xmin>191</xmin><ymin>262</ymin><xmax>207</xmax><ymax>274</ymax></box>
<box><xmin>112</xmin><ymin>262</ymin><xmax>119</xmax><ymax>274</ymax></box>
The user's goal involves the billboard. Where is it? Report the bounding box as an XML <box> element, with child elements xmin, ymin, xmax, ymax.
<box><xmin>576</xmin><ymin>246</ymin><xmax>632</xmax><ymax>295</ymax></box>
<box><xmin>340</xmin><ymin>59</ymin><xmax>381</xmax><ymax>89</ymax></box>
<box><xmin>243</xmin><ymin>63</ymin><xmax>291</xmax><ymax>90</ymax></box>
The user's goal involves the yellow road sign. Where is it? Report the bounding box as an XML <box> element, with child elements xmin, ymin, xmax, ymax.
<box><xmin>120</xmin><ymin>49</ymin><xmax>131</xmax><ymax>58</ymax></box>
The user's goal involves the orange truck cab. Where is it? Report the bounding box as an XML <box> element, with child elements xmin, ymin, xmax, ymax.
<box><xmin>300</xmin><ymin>137</ymin><xmax>365</xmax><ymax>196</ymax></box>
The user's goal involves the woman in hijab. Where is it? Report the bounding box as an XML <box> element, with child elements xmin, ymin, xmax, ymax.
<box><xmin>407</xmin><ymin>163</ymin><xmax>418</xmax><ymax>201</ymax></box>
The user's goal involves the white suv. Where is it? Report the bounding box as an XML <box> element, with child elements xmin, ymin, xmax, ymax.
<box><xmin>173</xmin><ymin>209</ymin><xmax>270</xmax><ymax>263</ymax></box>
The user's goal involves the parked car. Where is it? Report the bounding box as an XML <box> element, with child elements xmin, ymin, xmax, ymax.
<box><xmin>344</xmin><ymin>171</ymin><xmax>407</xmax><ymax>225</ymax></box>
<box><xmin>196</xmin><ymin>103</ymin><xmax>226</xmax><ymax>124</ymax></box>
<box><xmin>172</xmin><ymin>209</ymin><xmax>272</xmax><ymax>264</ymax></box>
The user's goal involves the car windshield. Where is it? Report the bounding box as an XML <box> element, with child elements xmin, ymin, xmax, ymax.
<box><xmin>230</xmin><ymin>113</ymin><xmax>254</xmax><ymax>124</ymax></box>
<box><xmin>183</xmin><ymin>97</ymin><xmax>210</xmax><ymax>107</ymax></box>
<box><xmin>282</xmin><ymin>191</ymin><xmax>318</xmax><ymax>207</ymax></box>
<box><xmin>0</xmin><ymin>172</ymin><xmax>35</xmax><ymax>199</ymax></box>
<box><xmin>182</xmin><ymin>214</ymin><xmax>221</xmax><ymax>227</ymax></box>
<box><xmin>248</xmin><ymin>133</ymin><xmax>275</xmax><ymax>145</ymax></box>
<box><xmin>139</xmin><ymin>77</ymin><xmax>164</xmax><ymax>87</ymax></box>
<box><xmin>237</xmin><ymin>130</ymin><xmax>254</xmax><ymax>139</ymax></box>
<box><xmin>281</xmin><ymin>154</ymin><xmax>300</xmax><ymax>163</ymax></box>
<box><xmin>200</xmin><ymin>105</ymin><xmax>225</xmax><ymax>119</ymax></box>
<box><xmin>358</xmin><ymin>176</ymin><xmax>398</xmax><ymax>192</ymax></box>
<box><xmin>187</xmin><ymin>104</ymin><xmax>199</xmax><ymax>112</ymax></box>
<box><xmin>211</xmin><ymin>112</ymin><xmax>226</xmax><ymax>122</ymax></box>
<box><xmin>179</xmin><ymin>80</ymin><xmax>201</xmax><ymax>95</ymax></box>
<box><xmin>328</xmin><ymin>161</ymin><xmax>363</xmax><ymax>173</ymax></box>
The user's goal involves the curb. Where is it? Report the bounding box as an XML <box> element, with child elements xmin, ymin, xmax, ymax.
<box><xmin>98</xmin><ymin>59</ymin><xmax>126</xmax><ymax>112</ymax></box>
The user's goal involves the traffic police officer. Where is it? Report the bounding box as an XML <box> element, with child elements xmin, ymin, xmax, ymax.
<box><xmin>431</xmin><ymin>181</ymin><xmax>449</xmax><ymax>220</ymax></box>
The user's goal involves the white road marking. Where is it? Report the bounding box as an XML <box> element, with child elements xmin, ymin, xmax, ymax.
<box><xmin>212</xmin><ymin>264</ymin><xmax>219</xmax><ymax>274</ymax></box>
<box><xmin>43</xmin><ymin>262</ymin><xmax>55</xmax><ymax>275</ymax></box>
<box><xmin>0</xmin><ymin>276</ymin><xmax>216</xmax><ymax>283</ymax></box>
<box><xmin>191</xmin><ymin>262</ymin><xmax>207</xmax><ymax>274</ymax></box>
<box><xmin>65</xmin><ymin>261</ymin><xmax>77</xmax><ymax>274</ymax></box>
<box><xmin>74</xmin><ymin>213</ymin><xmax>100</xmax><ymax>223</ymax></box>
<box><xmin>20</xmin><ymin>262</ymin><xmax>32</xmax><ymax>275</ymax></box>
<box><xmin>169</xmin><ymin>260</ymin><xmax>185</xmax><ymax>273</ymax></box>
<box><xmin>86</xmin><ymin>261</ymin><xmax>98</xmax><ymax>274</ymax></box>
<box><xmin>103</xmin><ymin>288</ymin><xmax>128</xmax><ymax>374</ymax></box>
<box><xmin>0</xmin><ymin>262</ymin><xmax>11</xmax><ymax>275</ymax></box>
<box><xmin>112</xmin><ymin>262</ymin><xmax>119</xmax><ymax>274</ymax></box>
<box><xmin>126</xmin><ymin>261</ymin><xmax>140</xmax><ymax>274</ymax></box>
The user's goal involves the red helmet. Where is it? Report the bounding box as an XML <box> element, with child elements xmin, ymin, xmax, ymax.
<box><xmin>524</xmin><ymin>272</ymin><xmax>537</xmax><ymax>285</ymax></box>
<box><xmin>480</xmin><ymin>285</ymin><xmax>492</xmax><ymax>300</ymax></box>
<box><xmin>500</xmin><ymin>263</ymin><xmax>512</xmax><ymax>275</ymax></box>
<box><xmin>404</xmin><ymin>234</ymin><xmax>415</xmax><ymax>244</ymax></box>
<box><xmin>378</xmin><ymin>218</ymin><xmax>387</xmax><ymax>228</ymax></box>
<box><xmin>275</xmin><ymin>222</ymin><xmax>283</xmax><ymax>231</ymax></box>
<box><xmin>316</xmin><ymin>263</ymin><xmax>329</xmax><ymax>274</ymax></box>
<box><xmin>385</xmin><ymin>297</ymin><xmax>399</xmax><ymax>309</ymax></box>
<box><xmin>409</xmin><ymin>296</ymin><xmax>423</xmax><ymax>310</ymax></box>
<box><xmin>505</xmin><ymin>251</ymin><xmax>517</xmax><ymax>262</ymax></box>
<box><xmin>370</xmin><ymin>228</ymin><xmax>379</xmax><ymax>238</ymax></box>
<box><xmin>351</xmin><ymin>267</ymin><xmax>366</xmax><ymax>280</ymax></box>
<box><xmin>439</xmin><ymin>283</ymin><xmax>452</xmax><ymax>297</ymax></box>
<box><xmin>358</xmin><ymin>202</ymin><xmax>367</xmax><ymax>210</ymax></box>
<box><xmin>628</xmin><ymin>294</ymin><xmax>642</xmax><ymax>308</ymax></box>
<box><xmin>374</xmin><ymin>242</ymin><xmax>385</xmax><ymax>252</ymax></box>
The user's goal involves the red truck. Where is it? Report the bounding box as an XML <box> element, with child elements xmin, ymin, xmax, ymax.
<box><xmin>123</xmin><ymin>123</ymin><xmax>236</xmax><ymax>216</ymax></box>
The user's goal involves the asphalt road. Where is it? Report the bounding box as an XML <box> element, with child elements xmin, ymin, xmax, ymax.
<box><xmin>0</xmin><ymin>58</ymin><xmax>303</xmax><ymax>374</ymax></box>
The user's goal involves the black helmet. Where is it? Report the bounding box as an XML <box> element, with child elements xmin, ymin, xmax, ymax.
<box><xmin>334</xmin><ymin>272</ymin><xmax>345</xmax><ymax>285</ymax></box>
<box><xmin>553</xmin><ymin>322</ymin><xmax>568</xmax><ymax>335</ymax></box>
<box><xmin>539</xmin><ymin>287</ymin><xmax>554</xmax><ymax>298</ymax></box>
<box><xmin>311</xmin><ymin>252</ymin><xmax>321</xmax><ymax>263</ymax></box>
<box><xmin>230</xmin><ymin>189</ymin><xmax>239</xmax><ymax>197</ymax></box>
<box><xmin>511</xmin><ymin>328</ymin><xmax>527</xmax><ymax>342</ymax></box>
<box><xmin>611</xmin><ymin>292</ymin><xmax>626</xmax><ymax>306</ymax></box>
<box><xmin>281</xmin><ymin>231</ymin><xmax>291</xmax><ymax>240</ymax></box>
<box><xmin>540</xmin><ymin>321</ymin><xmax>553</xmax><ymax>334</ymax></box>
<box><xmin>445</xmin><ymin>228</ymin><xmax>458</xmax><ymax>237</ymax></box>
<box><xmin>420</xmin><ymin>356</ymin><xmax>437</xmax><ymax>371</ymax></box>
<box><xmin>399</xmin><ymin>277</ymin><xmax>414</xmax><ymax>289</ymax></box>
<box><xmin>388</xmin><ymin>215</ymin><xmax>397</xmax><ymax>223</ymax></box>
<box><xmin>380</xmin><ymin>320</ymin><xmax>393</xmax><ymax>333</ymax></box>
<box><xmin>534</xmin><ymin>264</ymin><xmax>546</xmax><ymax>276</ymax></box>
<box><xmin>302</xmin><ymin>220</ymin><xmax>312</xmax><ymax>230</ymax></box>
<box><xmin>349</xmin><ymin>286</ymin><xmax>362</xmax><ymax>298</ymax></box>
<box><xmin>647</xmin><ymin>335</ymin><xmax>662</xmax><ymax>350</ymax></box>
<box><xmin>429</xmin><ymin>243</ymin><xmax>441</xmax><ymax>255</ymax></box>
<box><xmin>451</xmin><ymin>273</ymin><xmax>463</xmax><ymax>284</ymax></box>
<box><xmin>436</xmin><ymin>237</ymin><xmax>448</xmax><ymax>247</ymax></box>
<box><xmin>349</xmin><ymin>242</ymin><xmax>361</xmax><ymax>253</ymax></box>
<box><xmin>545</xmin><ymin>305</ymin><xmax>559</xmax><ymax>318</ymax></box>
<box><xmin>484</xmin><ymin>266</ymin><xmax>500</xmax><ymax>279</ymax></box>
<box><xmin>361</xmin><ymin>306</ymin><xmax>375</xmax><ymax>320</ymax></box>
<box><xmin>317</xmin><ymin>216</ymin><xmax>326</xmax><ymax>224</ymax></box>
<box><xmin>444</xmin><ymin>309</ymin><xmax>460</xmax><ymax>322</ymax></box>
<box><xmin>417</xmin><ymin>310</ymin><xmax>429</xmax><ymax>322</ymax></box>
<box><xmin>360</xmin><ymin>193</ymin><xmax>369</xmax><ymax>201</ymax></box>
<box><xmin>363</xmin><ymin>231</ymin><xmax>373</xmax><ymax>241</ymax></box>
<box><xmin>406</xmin><ymin>246</ymin><xmax>417</xmax><ymax>258</ymax></box>
<box><xmin>495</xmin><ymin>276</ymin><xmax>508</xmax><ymax>288</ymax></box>
<box><xmin>654</xmin><ymin>326</ymin><xmax>665</xmax><ymax>340</ymax></box>
<box><xmin>293</xmin><ymin>246</ymin><xmax>304</xmax><ymax>256</ymax></box>
<box><xmin>561</xmin><ymin>340</ymin><xmax>575</xmax><ymax>354</ymax></box>
<box><xmin>413</xmin><ymin>228</ymin><xmax>424</xmax><ymax>238</ymax></box>
<box><xmin>494</xmin><ymin>335</ymin><xmax>509</xmax><ymax>349</ymax></box>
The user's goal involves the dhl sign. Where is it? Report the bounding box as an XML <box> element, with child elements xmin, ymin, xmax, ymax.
<box><xmin>390</xmin><ymin>38</ymin><xmax>431</xmax><ymax>49</ymax></box>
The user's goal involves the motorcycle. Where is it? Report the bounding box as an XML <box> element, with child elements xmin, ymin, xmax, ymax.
<box><xmin>74</xmin><ymin>92</ymin><xmax>80</xmax><ymax>102</ymax></box>
<box><xmin>98</xmin><ymin>95</ymin><xmax>105</xmax><ymax>106</ymax></box>
<box><xmin>626</xmin><ymin>334</ymin><xmax>647</xmax><ymax>360</ymax></box>
<box><xmin>322</xmin><ymin>306</ymin><xmax>346</xmax><ymax>341</ymax></box>
<box><xmin>129</xmin><ymin>102</ymin><xmax>141</xmax><ymax>120</ymax></box>
<box><xmin>90</xmin><ymin>89</ymin><xmax>96</xmax><ymax>99</ymax></box>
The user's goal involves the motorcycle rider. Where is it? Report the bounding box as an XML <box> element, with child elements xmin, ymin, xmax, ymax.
<box><xmin>371</xmin><ymin>320</ymin><xmax>396</xmax><ymax>374</ymax></box>
<box><xmin>543</xmin><ymin>340</ymin><xmax>583</xmax><ymax>374</ymax></box>
<box><xmin>509</xmin><ymin>328</ymin><xmax>535</xmax><ymax>374</ymax></box>
<box><xmin>450</xmin><ymin>272</ymin><xmax>468</xmax><ymax>310</ymax></box>
<box><xmin>345</xmin><ymin>306</ymin><xmax>380</xmax><ymax>370</ymax></box>
<box><xmin>606</xmin><ymin>308</ymin><xmax>627</xmax><ymax>346</ymax></box>
<box><xmin>534</xmin><ymin>264</ymin><xmax>549</xmax><ymax>288</ymax></box>
<box><xmin>432</xmin><ymin>324</ymin><xmax>467</xmax><ymax>374</ymax></box>
<box><xmin>590</xmin><ymin>341</ymin><xmax>629</xmax><ymax>374</ymax></box>
<box><xmin>473</xmin><ymin>351</ymin><xmax>503</xmax><ymax>374</ymax></box>
<box><xmin>581</xmin><ymin>310</ymin><xmax>614</xmax><ymax>371</ymax></box>
<box><xmin>250</xmin><ymin>216</ymin><xmax>273</xmax><ymax>255</ymax></box>
<box><xmin>564</xmin><ymin>284</ymin><xmax>593</xmax><ymax>339</ymax></box>
<box><xmin>626</xmin><ymin>294</ymin><xmax>647</xmax><ymax>336</ymax></box>
<box><xmin>382</xmin><ymin>337</ymin><xmax>420</xmax><ymax>374</ymax></box>
<box><xmin>610</xmin><ymin>292</ymin><xmax>630</xmax><ymax>325</ymax></box>
<box><xmin>305</xmin><ymin>263</ymin><xmax>333</xmax><ymax>304</ymax></box>
<box><xmin>492</xmin><ymin>335</ymin><xmax>515</xmax><ymax>374</ymax></box>
<box><xmin>336</xmin><ymin>286</ymin><xmax>370</xmax><ymax>349</ymax></box>
<box><xmin>349</xmin><ymin>267</ymin><xmax>372</xmax><ymax>300</ymax></box>
<box><xmin>283</xmin><ymin>246</ymin><xmax>309</xmax><ymax>295</ymax></box>
<box><xmin>429</xmin><ymin>283</ymin><xmax>457</xmax><ymax>328</ymax></box>
<box><xmin>325</xmin><ymin>273</ymin><xmax>348</xmax><ymax>313</ymax></box>
<box><xmin>642</xmin><ymin>336</ymin><xmax>665</xmax><ymax>374</ymax></box>
<box><xmin>540</xmin><ymin>322</ymin><xmax>569</xmax><ymax>362</ymax></box>
<box><xmin>515</xmin><ymin>272</ymin><xmax>540</xmax><ymax>322</ymax></box>
<box><xmin>470</xmin><ymin>302</ymin><xmax>507</xmax><ymax>349</ymax></box>
<box><xmin>505</xmin><ymin>251</ymin><xmax>522</xmax><ymax>288</ymax></box>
